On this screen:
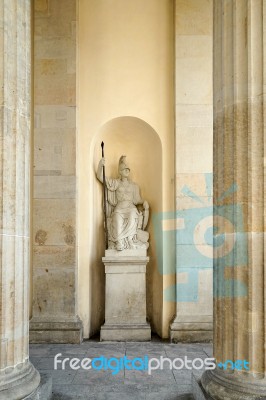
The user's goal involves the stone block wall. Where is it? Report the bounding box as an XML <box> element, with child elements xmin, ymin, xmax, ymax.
<box><xmin>30</xmin><ymin>0</ymin><xmax>213</xmax><ymax>341</ymax></box>
<box><xmin>170</xmin><ymin>0</ymin><xmax>213</xmax><ymax>342</ymax></box>
<box><xmin>30</xmin><ymin>0</ymin><xmax>82</xmax><ymax>343</ymax></box>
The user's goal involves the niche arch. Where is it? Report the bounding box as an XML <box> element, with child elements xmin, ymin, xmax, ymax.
<box><xmin>88</xmin><ymin>116</ymin><xmax>163</xmax><ymax>336</ymax></box>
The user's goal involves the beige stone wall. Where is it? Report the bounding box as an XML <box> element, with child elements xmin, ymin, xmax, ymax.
<box><xmin>32</xmin><ymin>0</ymin><xmax>78</xmax><ymax>321</ymax></box>
<box><xmin>78</xmin><ymin>0</ymin><xmax>175</xmax><ymax>338</ymax></box>
<box><xmin>171</xmin><ymin>0</ymin><xmax>213</xmax><ymax>340</ymax></box>
<box><xmin>31</xmin><ymin>0</ymin><xmax>213</xmax><ymax>340</ymax></box>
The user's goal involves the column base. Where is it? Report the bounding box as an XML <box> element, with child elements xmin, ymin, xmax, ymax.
<box><xmin>25</xmin><ymin>373</ymin><xmax>52</xmax><ymax>400</ymax></box>
<box><xmin>29</xmin><ymin>316</ymin><xmax>83</xmax><ymax>344</ymax></box>
<box><xmin>192</xmin><ymin>373</ymin><xmax>212</xmax><ymax>399</ymax></box>
<box><xmin>170</xmin><ymin>315</ymin><xmax>213</xmax><ymax>343</ymax></box>
<box><xmin>100</xmin><ymin>323</ymin><xmax>151</xmax><ymax>341</ymax></box>
<box><xmin>0</xmin><ymin>361</ymin><xmax>40</xmax><ymax>400</ymax></box>
<box><xmin>201</xmin><ymin>369</ymin><xmax>266</xmax><ymax>400</ymax></box>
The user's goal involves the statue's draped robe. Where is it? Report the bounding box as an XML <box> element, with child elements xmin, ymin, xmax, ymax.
<box><xmin>105</xmin><ymin>178</ymin><xmax>142</xmax><ymax>244</ymax></box>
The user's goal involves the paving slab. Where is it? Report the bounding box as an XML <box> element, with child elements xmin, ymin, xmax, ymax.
<box><xmin>29</xmin><ymin>340</ymin><xmax>211</xmax><ymax>399</ymax></box>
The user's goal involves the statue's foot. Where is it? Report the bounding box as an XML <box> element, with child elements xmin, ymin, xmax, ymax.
<box><xmin>135</xmin><ymin>241</ymin><xmax>147</xmax><ymax>249</ymax></box>
<box><xmin>116</xmin><ymin>240</ymin><xmax>124</xmax><ymax>251</ymax></box>
<box><xmin>128</xmin><ymin>237</ymin><xmax>135</xmax><ymax>249</ymax></box>
<box><xmin>128</xmin><ymin>237</ymin><xmax>147</xmax><ymax>250</ymax></box>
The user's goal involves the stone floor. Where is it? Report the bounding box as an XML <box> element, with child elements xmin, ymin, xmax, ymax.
<box><xmin>29</xmin><ymin>337</ymin><xmax>213</xmax><ymax>400</ymax></box>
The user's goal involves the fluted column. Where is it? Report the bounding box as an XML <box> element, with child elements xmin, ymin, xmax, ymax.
<box><xmin>0</xmin><ymin>1</ymin><xmax>40</xmax><ymax>398</ymax></box>
<box><xmin>201</xmin><ymin>0</ymin><xmax>266</xmax><ymax>398</ymax></box>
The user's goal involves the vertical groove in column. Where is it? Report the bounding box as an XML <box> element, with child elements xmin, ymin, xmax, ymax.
<box><xmin>264</xmin><ymin>0</ymin><xmax>266</xmax><ymax>378</ymax></box>
<box><xmin>11</xmin><ymin>0</ymin><xmax>17</xmax><ymax>368</ymax></box>
<box><xmin>20</xmin><ymin>0</ymin><xmax>29</xmax><ymax>364</ymax></box>
<box><xmin>247</xmin><ymin>0</ymin><xmax>264</xmax><ymax>375</ymax></box>
<box><xmin>233</xmin><ymin>0</ymin><xmax>249</xmax><ymax>364</ymax></box>
<box><xmin>222</xmin><ymin>0</ymin><xmax>235</xmax><ymax>363</ymax></box>
<box><xmin>1</xmin><ymin>0</ymin><xmax>6</xmax><ymax>361</ymax></box>
<box><xmin>24</xmin><ymin>0</ymin><xmax>31</xmax><ymax>363</ymax></box>
<box><xmin>213</xmin><ymin>0</ymin><xmax>224</xmax><ymax>363</ymax></box>
<box><xmin>0</xmin><ymin>0</ymin><xmax>4</xmax><ymax>360</ymax></box>
<box><xmin>16</xmin><ymin>0</ymin><xmax>23</xmax><ymax>367</ymax></box>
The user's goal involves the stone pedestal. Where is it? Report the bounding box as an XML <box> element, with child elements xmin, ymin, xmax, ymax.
<box><xmin>100</xmin><ymin>250</ymin><xmax>151</xmax><ymax>341</ymax></box>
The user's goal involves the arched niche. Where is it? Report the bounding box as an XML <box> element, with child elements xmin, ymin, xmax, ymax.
<box><xmin>84</xmin><ymin>116</ymin><xmax>163</xmax><ymax>336</ymax></box>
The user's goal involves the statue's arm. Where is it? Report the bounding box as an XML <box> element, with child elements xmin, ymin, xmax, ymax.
<box><xmin>96</xmin><ymin>158</ymin><xmax>119</xmax><ymax>193</ymax></box>
<box><xmin>133</xmin><ymin>184</ymin><xmax>143</xmax><ymax>204</ymax></box>
<box><xmin>134</xmin><ymin>184</ymin><xmax>149</xmax><ymax>209</ymax></box>
<box><xmin>96</xmin><ymin>158</ymin><xmax>105</xmax><ymax>183</ymax></box>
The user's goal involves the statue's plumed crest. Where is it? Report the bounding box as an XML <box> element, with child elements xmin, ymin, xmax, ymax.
<box><xmin>118</xmin><ymin>155</ymin><xmax>130</xmax><ymax>173</ymax></box>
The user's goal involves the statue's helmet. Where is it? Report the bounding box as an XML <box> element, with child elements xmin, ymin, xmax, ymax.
<box><xmin>118</xmin><ymin>155</ymin><xmax>130</xmax><ymax>173</ymax></box>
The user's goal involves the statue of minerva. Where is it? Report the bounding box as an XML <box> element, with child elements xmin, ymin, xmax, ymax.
<box><xmin>97</xmin><ymin>155</ymin><xmax>150</xmax><ymax>251</ymax></box>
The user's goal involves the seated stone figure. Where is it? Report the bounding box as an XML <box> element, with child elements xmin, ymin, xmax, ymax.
<box><xmin>97</xmin><ymin>156</ymin><xmax>149</xmax><ymax>251</ymax></box>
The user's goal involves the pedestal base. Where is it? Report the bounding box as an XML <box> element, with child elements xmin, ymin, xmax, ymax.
<box><xmin>170</xmin><ymin>315</ymin><xmax>213</xmax><ymax>343</ymax></box>
<box><xmin>30</xmin><ymin>316</ymin><xmax>83</xmax><ymax>344</ymax></box>
<box><xmin>101</xmin><ymin>323</ymin><xmax>151</xmax><ymax>341</ymax></box>
<box><xmin>101</xmin><ymin>250</ymin><xmax>151</xmax><ymax>341</ymax></box>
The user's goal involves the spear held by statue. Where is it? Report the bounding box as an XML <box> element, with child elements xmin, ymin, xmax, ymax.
<box><xmin>101</xmin><ymin>141</ymin><xmax>108</xmax><ymax>249</ymax></box>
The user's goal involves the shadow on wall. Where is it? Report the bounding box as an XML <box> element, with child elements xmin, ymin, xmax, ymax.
<box><xmin>90</xmin><ymin>116</ymin><xmax>163</xmax><ymax>336</ymax></box>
